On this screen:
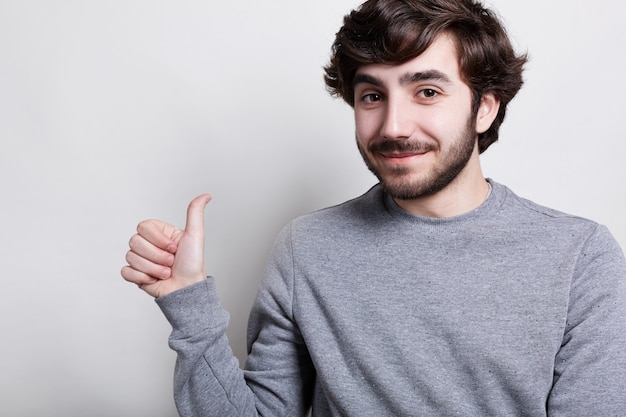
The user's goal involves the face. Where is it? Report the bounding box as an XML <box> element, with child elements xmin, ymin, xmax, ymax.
<box><xmin>353</xmin><ymin>35</ymin><xmax>483</xmax><ymax>201</ymax></box>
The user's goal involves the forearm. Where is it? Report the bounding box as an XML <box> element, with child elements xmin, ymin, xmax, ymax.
<box><xmin>156</xmin><ymin>224</ymin><xmax>315</xmax><ymax>417</ymax></box>
<box><xmin>157</xmin><ymin>278</ymin><xmax>258</xmax><ymax>417</ymax></box>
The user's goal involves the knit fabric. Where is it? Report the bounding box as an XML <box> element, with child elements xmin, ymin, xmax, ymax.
<box><xmin>157</xmin><ymin>180</ymin><xmax>626</xmax><ymax>416</ymax></box>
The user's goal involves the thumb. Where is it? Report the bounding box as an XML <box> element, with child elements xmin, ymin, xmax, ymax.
<box><xmin>145</xmin><ymin>194</ymin><xmax>212</xmax><ymax>297</ymax></box>
<box><xmin>185</xmin><ymin>194</ymin><xmax>212</xmax><ymax>235</ymax></box>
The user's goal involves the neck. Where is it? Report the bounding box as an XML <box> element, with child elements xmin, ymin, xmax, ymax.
<box><xmin>393</xmin><ymin>155</ymin><xmax>489</xmax><ymax>218</ymax></box>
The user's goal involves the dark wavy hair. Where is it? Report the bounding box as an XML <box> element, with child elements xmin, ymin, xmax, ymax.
<box><xmin>323</xmin><ymin>0</ymin><xmax>527</xmax><ymax>153</ymax></box>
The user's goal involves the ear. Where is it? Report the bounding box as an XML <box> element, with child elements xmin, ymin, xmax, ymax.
<box><xmin>475</xmin><ymin>93</ymin><xmax>501</xmax><ymax>134</ymax></box>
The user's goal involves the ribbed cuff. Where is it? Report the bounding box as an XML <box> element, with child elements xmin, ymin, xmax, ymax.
<box><xmin>155</xmin><ymin>277</ymin><xmax>228</xmax><ymax>334</ymax></box>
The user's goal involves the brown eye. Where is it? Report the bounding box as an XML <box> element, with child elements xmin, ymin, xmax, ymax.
<box><xmin>362</xmin><ymin>93</ymin><xmax>381</xmax><ymax>103</ymax></box>
<box><xmin>422</xmin><ymin>89</ymin><xmax>438</xmax><ymax>98</ymax></box>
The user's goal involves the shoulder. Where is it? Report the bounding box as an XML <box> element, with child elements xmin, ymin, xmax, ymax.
<box><xmin>268</xmin><ymin>184</ymin><xmax>389</xmax><ymax>254</ymax></box>
<box><xmin>289</xmin><ymin>184</ymin><xmax>387</xmax><ymax>231</ymax></box>
<box><xmin>492</xmin><ymin>180</ymin><xmax>600</xmax><ymax>230</ymax></box>
<box><xmin>491</xmin><ymin>180</ymin><xmax>625</xmax><ymax>261</ymax></box>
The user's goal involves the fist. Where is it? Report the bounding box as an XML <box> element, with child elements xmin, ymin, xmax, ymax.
<box><xmin>121</xmin><ymin>194</ymin><xmax>212</xmax><ymax>298</ymax></box>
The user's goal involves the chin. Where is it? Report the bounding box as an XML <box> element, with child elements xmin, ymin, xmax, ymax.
<box><xmin>380</xmin><ymin>172</ymin><xmax>453</xmax><ymax>200</ymax></box>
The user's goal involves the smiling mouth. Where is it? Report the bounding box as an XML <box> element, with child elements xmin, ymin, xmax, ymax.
<box><xmin>380</xmin><ymin>151</ymin><xmax>428</xmax><ymax>159</ymax></box>
<box><xmin>369</xmin><ymin>140</ymin><xmax>437</xmax><ymax>156</ymax></box>
<box><xmin>376</xmin><ymin>151</ymin><xmax>430</xmax><ymax>168</ymax></box>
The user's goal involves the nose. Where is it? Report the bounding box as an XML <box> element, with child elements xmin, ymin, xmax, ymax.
<box><xmin>380</xmin><ymin>96</ymin><xmax>414</xmax><ymax>140</ymax></box>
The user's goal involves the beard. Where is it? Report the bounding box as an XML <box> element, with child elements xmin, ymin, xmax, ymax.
<box><xmin>357</xmin><ymin>114</ymin><xmax>477</xmax><ymax>200</ymax></box>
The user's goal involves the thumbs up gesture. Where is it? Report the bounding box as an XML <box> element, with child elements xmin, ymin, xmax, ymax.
<box><xmin>121</xmin><ymin>194</ymin><xmax>212</xmax><ymax>298</ymax></box>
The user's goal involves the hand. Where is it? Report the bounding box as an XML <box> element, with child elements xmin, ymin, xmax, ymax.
<box><xmin>121</xmin><ymin>194</ymin><xmax>212</xmax><ymax>298</ymax></box>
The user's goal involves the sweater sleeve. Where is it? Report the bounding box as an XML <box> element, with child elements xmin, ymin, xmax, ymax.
<box><xmin>156</xmin><ymin>278</ymin><xmax>258</xmax><ymax>416</ymax></box>
<box><xmin>155</xmin><ymin>224</ymin><xmax>314</xmax><ymax>417</ymax></box>
<box><xmin>547</xmin><ymin>225</ymin><xmax>626</xmax><ymax>415</ymax></box>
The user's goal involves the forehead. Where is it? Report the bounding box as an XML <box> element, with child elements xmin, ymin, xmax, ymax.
<box><xmin>355</xmin><ymin>35</ymin><xmax>462</xmax><ymax>85</ymax></box>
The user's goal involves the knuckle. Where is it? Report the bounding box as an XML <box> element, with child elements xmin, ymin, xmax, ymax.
<box><xmin>136</xmin><ymin>220</ymin><xmax>152</xmax><ymax>234</ymax></box>
<box><xmin>125</xmin><ymin>251</ymin><xmax>134</xmax><ymax>264</ymax></box>
<box><xmin>120</xmin><ymin>266</ymin><xmax>135</xmax><ymax>282</ymax></box>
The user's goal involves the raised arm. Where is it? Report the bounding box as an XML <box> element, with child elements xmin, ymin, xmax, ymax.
<box><xmin>120</xmin><ymin>196</ymin><xmax>313</xmax><ymax>416</ymax></box>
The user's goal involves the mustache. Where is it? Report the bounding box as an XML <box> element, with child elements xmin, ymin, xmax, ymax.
<box><xmin>368</xmin><ymin>140</ymin><xmax>438</xmax><ymax>154</ymax></box>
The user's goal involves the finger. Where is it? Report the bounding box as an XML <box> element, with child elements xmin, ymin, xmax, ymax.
<box><xmin>125</xmin><ymin>250</ymin><xmax>172</xmax><ymax>279</ymax></box>
<box><xmin>185</xmin><ymin>194</ymin><xmax>212</xmax><ymax>235</ymax></box>
<box><xmin>120</xmin><ymin>265</ymin><xmax>159</xmax><ymax>286</ymax></box>
<box><xmin>129</xmin><ymin>234</ymin><xmax>175</xmax><ymax>267</ymax></box>
<box><xmin>136</xmin><ymin>219</ymin><xmax>179</xmax><ymax>253</ymax></box>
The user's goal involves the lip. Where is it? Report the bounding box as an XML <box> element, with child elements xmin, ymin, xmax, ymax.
<box><xmin>379</xmin><ymin>151</ymin><xmax>428</xmax><ymax>162</ymax></box>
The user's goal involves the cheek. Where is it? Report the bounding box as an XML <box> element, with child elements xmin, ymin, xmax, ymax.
<box><xmin>421</xmin><ymin>106</ymin><xmax>471</xmax><ymax>139</ymax></box>
<box><xmin>411</xmin><ymin>112</ymin><xmax>446</xmax><ymax>139</ymax></box>
<box><xmin>354</xmin><ymin>112</ymin><xmax>378</xmax><ymax>144</ymax></box>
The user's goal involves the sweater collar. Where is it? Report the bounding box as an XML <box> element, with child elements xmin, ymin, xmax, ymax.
<box><xmin>381</xmin><ymin>178</ymin><xmax>507</xmax><ymax>225</ymax></box>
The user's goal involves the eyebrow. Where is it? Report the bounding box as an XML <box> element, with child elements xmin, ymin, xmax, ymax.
<box><xmin>353</xmin><ymin>70</ymin><xmax>452</xmax><ymax>89</ymax></box>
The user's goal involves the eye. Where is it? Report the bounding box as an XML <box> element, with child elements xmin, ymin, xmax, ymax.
<box><xmin>419</xmin><ymin>88</ymin><xmax>439</xmax><ymax>99</ymax></box>
<box><xmin>361</xmin><ymin>93</ymin><xmax>382</xmax><ymax>103</ymax></box>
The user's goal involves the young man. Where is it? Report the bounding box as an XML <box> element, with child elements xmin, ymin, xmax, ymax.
<box><xmin>122</xmin><ymin>0</ymin><xmax>626</xmax><ymax>415</ymax></box>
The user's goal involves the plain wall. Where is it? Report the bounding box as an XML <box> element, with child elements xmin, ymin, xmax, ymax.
<box><xmin>1</xmin><ymin>1</ymin><xmax>625</xmax><ymax>415</ymax></box>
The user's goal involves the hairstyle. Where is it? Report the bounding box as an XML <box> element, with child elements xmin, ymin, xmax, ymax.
<box><xmin>323</xmin><ymin>0</ymin><xmax>527</xmax><ymax>153</ymax></box>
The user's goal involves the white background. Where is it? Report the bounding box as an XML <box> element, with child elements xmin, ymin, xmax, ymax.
<box><xmin>1</xmin><ymin>1</ymin><xmax>625</xmax><ymax>415</ymax></box>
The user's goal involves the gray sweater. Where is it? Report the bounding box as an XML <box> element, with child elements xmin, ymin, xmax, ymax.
<box><xmin>157</xmin><ymin>180</ymin><xmax>626</xmax><ymax>416</ymax></box>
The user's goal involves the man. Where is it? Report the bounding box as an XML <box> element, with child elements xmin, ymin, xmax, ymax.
<box><xmin>122</xmin><ymin>0</ymin><xmax>626</xmax><ymax>415</ymax></box>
